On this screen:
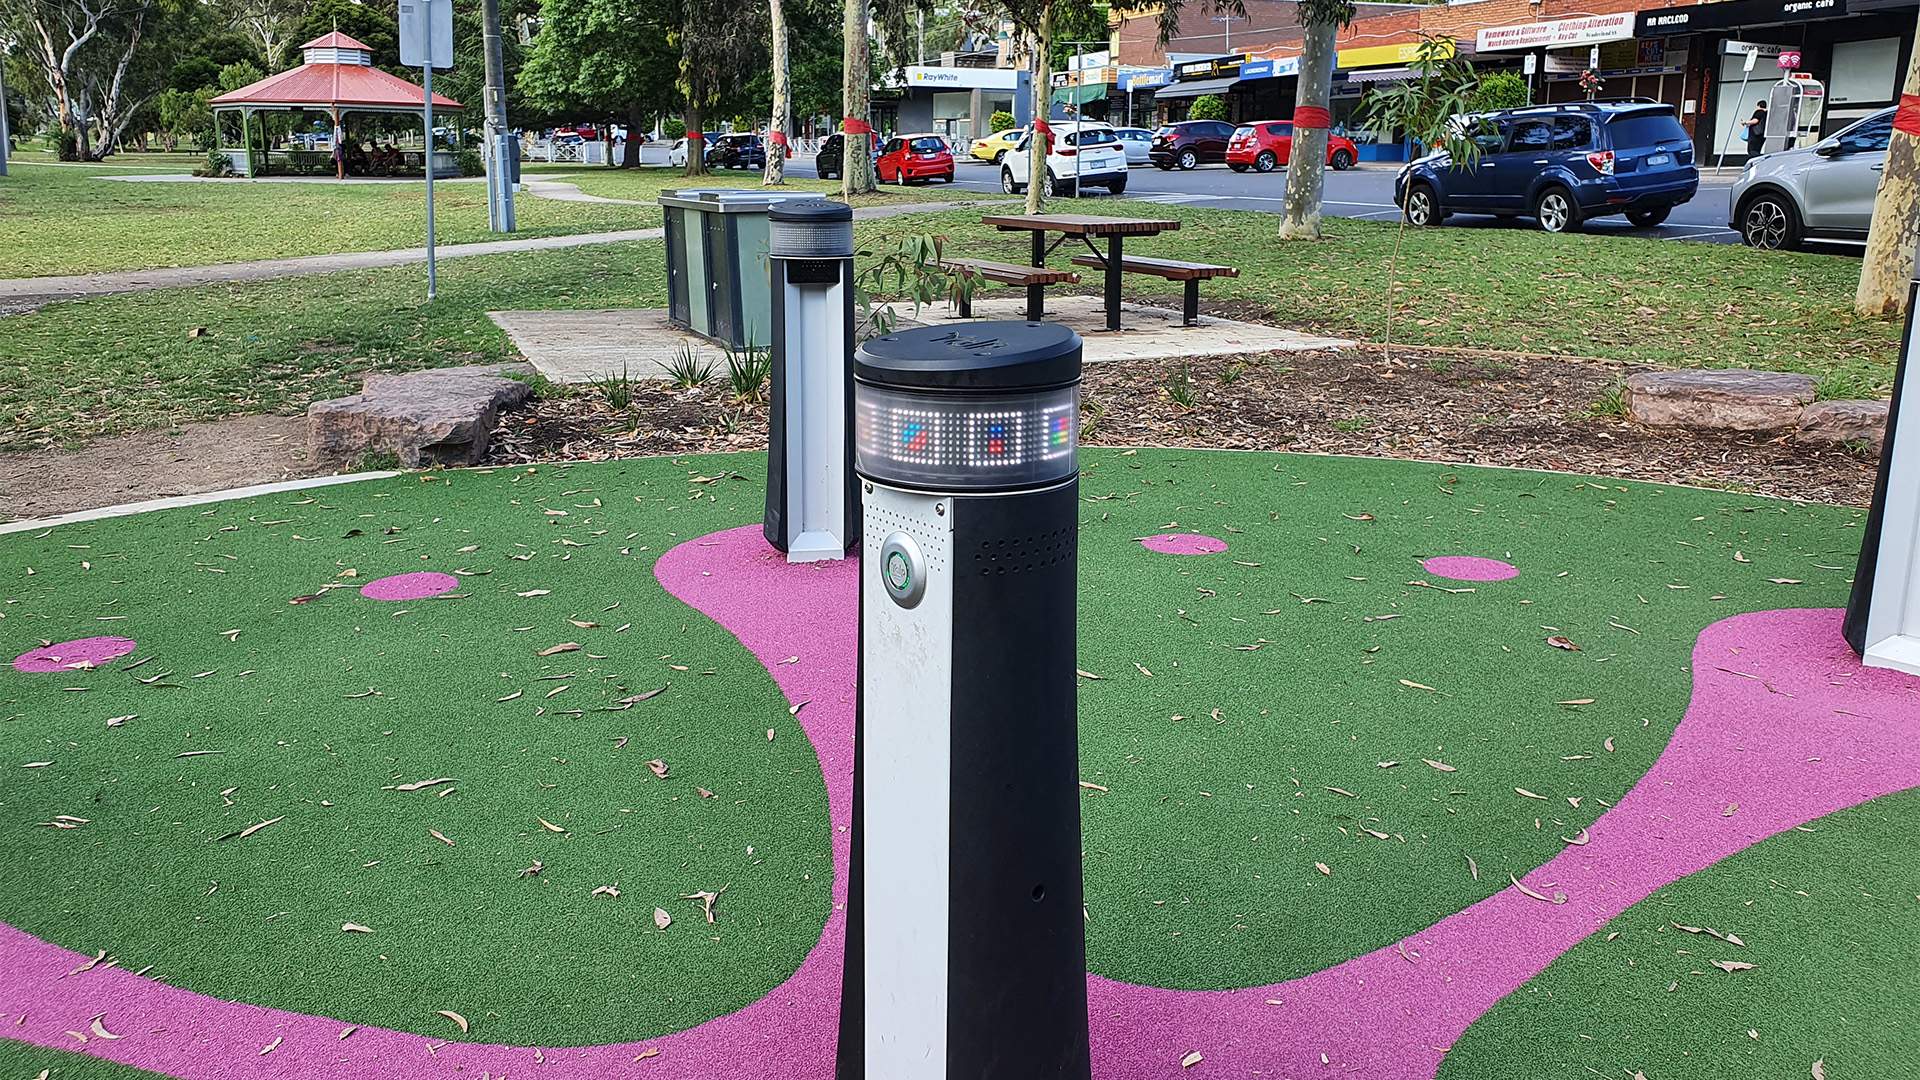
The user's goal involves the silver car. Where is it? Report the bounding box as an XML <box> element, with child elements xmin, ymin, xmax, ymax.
<box><xmin>1113</xmin><ymin>127</ymin><xmax>1155</xmax><ymax>165</ymax></box>
<box><xmin>1731</xmin><ymin>106</ymin><xmax>1893</xmax><ymax>250</ymax></box>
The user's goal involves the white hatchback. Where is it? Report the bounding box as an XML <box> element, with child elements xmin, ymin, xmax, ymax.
<box><xmin>1000</xmin><ymin>123</ymin><xmax>1128</xmax><ymax>197</ymax></box>
<box><xmin>668</xmin><ymin>138</ymin><xmax>689</xmax><ymax>167</ymax></box>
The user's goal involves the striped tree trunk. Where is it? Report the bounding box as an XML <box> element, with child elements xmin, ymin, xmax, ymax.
<box><xmin>1855</xmin><ymin>8</ymin><xmax>1920</xmax><ymax>316</ymax></box>
<box><xmin>842</xmin><ymin>0</ymin><xmax>879</xmax><ymax>196</ymax></box>
<box><xmin>764</xmin><ymin>0</ymin><xmax>790</xmax><ymax>186</ymax></box>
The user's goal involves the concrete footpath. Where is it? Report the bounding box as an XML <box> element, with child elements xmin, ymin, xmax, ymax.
<box><xmin>0</xmin><ymin>200</ymin><xmax>992</xmax><ymax>309</ymax></box>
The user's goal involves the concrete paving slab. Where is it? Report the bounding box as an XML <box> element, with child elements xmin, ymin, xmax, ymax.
<box><xmin>495</xmin><ymin>296</ymin><xmax>1350</xmax><ymax>384</ymax></box>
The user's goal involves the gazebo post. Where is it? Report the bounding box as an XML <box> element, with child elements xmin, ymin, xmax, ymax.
<box><xmin>242</xmin><ymin>110</ymin><xmax>255</xmax><ymax>179</ymax></box>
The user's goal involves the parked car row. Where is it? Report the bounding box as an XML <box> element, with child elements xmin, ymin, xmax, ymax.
<box><xmin>1394</xmin><ymin>100</ymin><xmax>1699</xmax><ymax>233</ymax></box>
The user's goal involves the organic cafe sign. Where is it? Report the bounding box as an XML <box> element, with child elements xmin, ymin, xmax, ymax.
<box><xmin>1475</xmin><ymin>12</ymin><xmax>1635</xmax><ymax>52</ymax></box>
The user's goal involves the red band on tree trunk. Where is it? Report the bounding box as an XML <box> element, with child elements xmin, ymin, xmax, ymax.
<box><xmin>1895</xmin><ymin>93</ymin><xmax>1920</xmax><ymax>137</ymax></box>
<box><xmin>843</xmin><ymin>118</ymin><xmax>873</xmax><ymax>135</ymax></box>
<box><xmin>769</xmin><ymin>131</ymin><xmax>789</xmax><ymax>146</ymax></box>
<box><xmin>1292</xmin><ymin>107</ymin><xmax>1332</xmax><ymax>130</ymax></box>
<box><xmin>686</xmin><ymin>131</ymin><xmax>703</xmax><ymax>139</ymax></box>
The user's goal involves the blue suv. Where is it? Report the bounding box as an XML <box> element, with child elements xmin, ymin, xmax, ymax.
<box><xmin>1394</xmin><ymin>101</ymin><xmax>1698</xmax><ymax>233</ymax></box>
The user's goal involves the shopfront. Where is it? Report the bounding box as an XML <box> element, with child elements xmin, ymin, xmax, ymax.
<box><xmin>889</xmin><ymin>65</ymin><xmax>1033</xmax><ymax>144</ymax></box>
<box><xmin>1333</xmin><ymin>40</ymin><xmax>1457</xmax><ymax>161</ymax></box>
<box><xmin>1634</xmin><ymin>0</ymin><xmax>1917</xmax><ymax>160</ymax></box>
<box><xmin>1153</xmin><ymin>56</ymin><xmax>1246</xmax><ymax>123</ymax></box>
<box><xmin>1116</xmin><ymin>68</ymin><xmax>1172</xmax><ymax>128</ymax></box>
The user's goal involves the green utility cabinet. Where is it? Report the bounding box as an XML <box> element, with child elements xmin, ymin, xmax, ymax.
<box><xmin>660</xmin><ymin>189</ymin><xmax>819</xmax><ymax>349</ymax></box>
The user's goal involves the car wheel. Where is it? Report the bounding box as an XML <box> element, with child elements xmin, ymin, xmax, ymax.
<box><xmin>1254</xmin><ymin>151</ymin><xmax>1277</xmax><ymax>173</ymax></box>
<box><xmin>941</xmin><ymin>172</ymin><xmax>953</xmax><ymax>184</ymax></box>
<box><xmin>1044</xmin><ymin>169</ymin><xmax>1066</xmax><ymax>199</ymax></box>
<box><xmin>1001</xmin><ymin>167</ymin><xmax>1021</xmax><ymax>195</ymax></box>
<box><xmin>1404</xmin><ymin>182</ymin><xmax>1439</xmax><ymax>227</ymax></box>
<box><xmin>993</xmin><ymin>150</ymin><xmax>1008</xmax><ymax>165</ymax></box>
<box><xmin>1178</xmin><ymin>148</ymin><xmax>1198</xmax><ymax>170</ymax></box>
<box><xmin>1533</xmin><ymin>186</ymin><xmax>1581</xmax><ymax>233</ymax></box>
<box><xmin>1625</xmin><ymin>206</ymin><xmax>1670</xmax><ymax>228</ymax></box>
<box><xmin>1739</xmin><ymin>193</ymin><xmax>1802</xmax><ymax>250</ymax></box>
<box><xmin>1106</xmin><ymin>175</ymin><xmax>1127</xmax><ymax>195</ymax></box>
<box><xmin>1331</xmin><ymin>149</ymin><xmax>1354</xmax><ymax>171</ymax></box>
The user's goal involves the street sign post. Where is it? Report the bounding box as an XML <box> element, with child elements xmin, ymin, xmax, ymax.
<box><xmin>399</xmin><ymin>0</ymin><xmax>454</xmax><ymax>298</ymax></box>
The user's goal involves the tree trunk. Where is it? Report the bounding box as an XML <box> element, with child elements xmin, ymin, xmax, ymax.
<box><xmin>685</xmin><ymin>105</ymin><xmax>708</xmax><ymax>176</ymax></box>
<box><xmin>1026</xmin><ymin>9</ymin><xmax>1053</xmax><ymax>215</ymax></box>
<box><xmin>1278</xmin><ymin>19</ymin><xmax>1336</xmax><ymax>241</ymax></box>
<box><xmin>764</xmin><ymin>0</ymin><xmax>790</xmax><ymax>185</ymax></box>
<box><xmin>625</xmin><ymin>99</ymin><xmax>644</xmax><ymax>167</ymax></box>
<box><xmin>1855</xmin><ymin>10</ymin><xmax>1920</xmax><ymax>316</ymax></box>
<box><xmin>842</xmin><ymin>0</ymin><xmax>878</xmax><ymax>196</ymax></box>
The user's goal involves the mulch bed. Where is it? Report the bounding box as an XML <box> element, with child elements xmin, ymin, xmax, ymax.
<box><xmin>482</xmin><ymin>345</ymin><xmax>1878</xmax><ymax>507</ymax></box>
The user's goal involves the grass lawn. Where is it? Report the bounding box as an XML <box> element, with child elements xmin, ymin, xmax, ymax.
<box><xmin>864</xmin><ymin>202</ymin><xmax>1905</xmax><ymax>396</ymax></box>
<box><xmin>0</xmin><ymin>162</ymin><xmax>996</xmax><ymax>278</ymax></box>
<box><xmin>0</xmin><ymin>192</ymin><xmax>1901</xmax><ymax>451</ymax></box>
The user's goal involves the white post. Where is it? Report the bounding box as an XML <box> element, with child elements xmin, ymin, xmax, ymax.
<box><xmin>1715</xmin><ymin>47</ymin><xmax>1759</xmax><ymax>176</ymax></box>
<box><xmin>423</xmin><ymin>1</ymin><xmax>437</xmax><ymax>301</ymax></box>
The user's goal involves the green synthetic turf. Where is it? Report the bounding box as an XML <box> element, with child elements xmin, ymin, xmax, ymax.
<box><xmin>1067</xmin><ymin>450</ymin><xmax>1862</xmax><ymax>989</ymax></box>
<box><xmin>0</xmin><ymin>449</ymin><xmax>1875</xmax><ymax>1055</ymax></box>
<box><xmin>0</xmin><ymin>1039</ymin><xmax>175</xmax><ymax>1080</ymax></box>
<box><xmin>1439</xmin><ymin>785</ymin><xmax>1920</xmax><ymax>1079</ymax></box>
<box><xmin>0</xmin><ymin>458</ymin><xmax>831</xmax><ymax>1048</ymax></box>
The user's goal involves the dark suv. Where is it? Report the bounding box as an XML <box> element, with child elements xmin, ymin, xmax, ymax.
<box><xmin>705</xmin><ymin>133</ymin><xmax>765</xmax><ymax>170</ymax></box>
<box><xmin>1394</xmin><ymin>101</ymin><xmax>1698</xmax><ymax>233</ymax></box>
<box><xmin>1149</xmin><ymin>120</ymin><xmax>1237</xmax><ymax>170</ymax></box>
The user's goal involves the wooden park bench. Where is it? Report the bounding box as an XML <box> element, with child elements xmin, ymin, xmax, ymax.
<box><xmin>1068</xmin><ymin>253</ymin><xmax>1238</xmax><ymax>327</ymax></box>
<box><xmin>939</xmin><ymin>258</ymin><xmax>1080</xmax><ymax>322</ymax></box>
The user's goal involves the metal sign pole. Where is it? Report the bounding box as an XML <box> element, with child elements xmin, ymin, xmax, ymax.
<box><xmin>1715</xmin><ymin>47</ymin><xmax>1759</xmax><ymax>176</ymax></box>
<box><xmin>423</xmin><ymin>0</ymin><xmax>437</xmax><ymax>301</ymax></box>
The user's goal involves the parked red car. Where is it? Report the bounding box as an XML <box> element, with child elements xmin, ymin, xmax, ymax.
<box><xmin>877</xmin><ymin>133</ymin><xmax>955</xmax><ymax>184</ymax></box>
<box><xmin>1226</xmin><ymin>121</ymin><xmax>1360</xmax><ymax>173</ymax></box>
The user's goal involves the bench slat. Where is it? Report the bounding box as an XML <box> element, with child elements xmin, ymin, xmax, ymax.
<box><xmin>1069</xmin><ymin>253</ymin><xmax>1238</xmax><ymax>281</ymax></box>
<box><xmin>939</xmin><ymin>258</ymin><xmax>1080</xmax><ymax>286</ymax></box>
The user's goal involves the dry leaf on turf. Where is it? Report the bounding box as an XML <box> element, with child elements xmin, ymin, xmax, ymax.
<box><xmin>635</xmin><ymin>1048</ymin><xmax>661</xmax><ymax>1061</ymax></box>
<box><xmin>387</xmin><ymin>777</ymin><xmax>457</xmax><ymax>792</ymax></box>
<box><xmin>1769</xmin><ymin>579</ymin><xmax>1802</xmax><ymax>585</ymax></box>
<box><xmin>429</xmin><ymin>829</ymin><xmax>455</xmax><ymax>846</ymax></box>
<box><xmin>1546</xmin><ymin>635</ymin><xmax>1581</xmax><ymax>651</ymax></box>
<box><xmin>1515</xmin><ymin>788</ymin><xmax>1548</xmax><ymax>801</ymax></box>
<box><xmin>1723</xmin><ymin>803</ymin><xmax>1739</xmax><ymax>818</ymax></box>
<box><xmin>341</xmin><ymin>923</ymin><xmax>374</xmax><ymax>933</ymax></box>
<box><xmin>538</xmin><ymin>643</ymin><xmax>581</xmax><ymax>656</ymax></box>
<box><xmin>1076</xmin><ymin>669</ymin><xmax>1103</xmax><ymax>680</ymax></box>
<box><xmin>1712</xmin><ymin>960</ymin><xmax>1755</xmax><ymax>973</ymax></box>
<box><xmin>647</xmin><ymin>760</ymin><xmax>669</xmax><ymax>779</ymax></box>
<box><xmin>1314</xmin><ymin>862</ymin><xmax>1331</xmax><ymax>876</ymax></box>
<box><xmin>697</xmin><ymin>787</ymin><xmax>715</xmax><ymax>798</ymax></box>
<box><xmin>537</xmin><ymin>817</ymin><xmax>569</xmax><ymax>834</ymax></box>
<box><xmin>593</xmin><ymin>885</ymin><xmax>620</xmax><ymax>898</ymax></box>
<box><xmin>1813</xmin><ymin>1058</ymin><xmax>1826</xmax><ymax>1079</ymax></box>
<box><xmin>437</xmin><ymin>1010</ymin><xmax>469</xmax><ymax>1033</ymax></box>
<box><xmin>1134</xmin><ymin>663</ymin><xmax>1153</xmax><ymax>677</ymax></box>
<box><xmin>1604</xmin><ymin>736</ymin><xmax>1616</xmax><ymax>752</ymax></box>
<box><xmin>1509</xmin><ymin>874</ymin><xmax>1566</xmax><ymax>904</ymax></box>
<box><xmin>568</xmin><ymin>620</ymin><xmax>598</xmax><ymax>629</ymax></box>
<box><xmin>89</xmin><ymin>1017</ymin><xmax>123</xmax><ymax>1040</ymax></box>
<box><xmin>1561</xmin><ymin>829</ymin><xmax>1590</xmax><ymax>846</ymax></box>
<box><xmin>519</xmin><ymin>861</ymin><xmax>544</xmax><ymax>878</ymax></box>
<box><xmin>1556</xmin><ymin>698</ymin><xmax>1596</xmax><ymax>705</ymax></box>
<box><xmin>654</xmin><ymin>907</ymin><xmax>673</xmax><ymax>929</ymax></box>
<box><xmin>1399</xmin><ymin>679</ymin><xmax>1443</xmax><ymax>693</ymax></box>
<box><xmin>1466</xmin><ymin>855</ymin><xmax>1478</xmax><ymax>881</ymax></box>
<box><xmin>619</xmin><ymin>684</ymin><xmax>669</xmax><ymax>703</ymax></box>
<box><xmin>1423</xmin><ymin>759</ymin><xmax>1457</xmax><ymax>772</ymax></box>
<box><xmin>1181</xmin><ymin>1051</ymin><xmax>1203</xmax><ymax>1068</ymax></box>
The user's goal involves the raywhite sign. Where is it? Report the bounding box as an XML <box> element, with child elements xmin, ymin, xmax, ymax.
<box><xmin>1476</xmin><ymin>13</ymin><xmax>1635</xmax><ymax>53</ymax></box>
<box><xmin>399</xmin><ymin>0</ymin><xmax>454</xmax><ymax>69</ymax></box>
<box><xmin>900</xmin><ymin>65</ymin><xmax>1021</xmax><ymax>90</ymax></box>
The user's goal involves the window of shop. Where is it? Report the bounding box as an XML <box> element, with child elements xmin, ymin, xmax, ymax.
<box><xmin>1830</xmin><ymin>38</ymin><xmax>1901</xmax><ymax>106</ymax></box>
<box><xmin>1712</xmin><ymin>49</ymin><xmax>1775</xmax><ymax>157</ymax></box>
<box><xmin>932</xmin><ymin>91</ymin><xmax>971</xmax><ymax>143</ymax></box>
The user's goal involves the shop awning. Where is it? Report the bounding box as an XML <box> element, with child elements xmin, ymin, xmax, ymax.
<box><xmin>1051</xmin><ymin>83</ymin><xmax>1110</xmax><ymax>105</ymax></box>
<box><xmin>1154</xmin><ymin>76</ymin><xmax>1239</xmax><ymax>100</ymax></box>
<box><xmin>1344</xmin><ymin>67</ymin><xmax>1411</xmax><ymax>84</ymax></box>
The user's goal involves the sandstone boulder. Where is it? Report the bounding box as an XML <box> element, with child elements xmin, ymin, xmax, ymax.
<box><xmin>1624</xmin><ymin>370</ymin><xmax>1816</xmax><ymax>432</ymax></box>
<box><xmin>1795</xmin><ymin>399</ymin><xmax>1889</xmax><ymax>452</ymax></box>
<box><xmin>309</xmin><ymin>363</ymin><xmax>535</xmax><ymax>467</ymax></box>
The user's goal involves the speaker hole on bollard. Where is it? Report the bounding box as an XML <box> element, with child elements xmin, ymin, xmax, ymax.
<box><xmin>1031</xmin><ymin>884</ymin><xmax>1046</xmax><ymax>902</ymax></box>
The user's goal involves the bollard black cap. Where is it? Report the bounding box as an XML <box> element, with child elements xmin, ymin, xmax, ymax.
<box><xmin>768</xmin><ymin>198</ymin><xmax>853</xmax><ymax>223</ymax></box>
<box><xmin>856</xmin><ymin>322</ymin><xmax>1081</xmax><ymax>392</ymax></box>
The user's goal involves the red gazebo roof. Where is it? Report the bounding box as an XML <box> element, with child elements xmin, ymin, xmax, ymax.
<box><xmin>300</xmin><ymin>31</ymin><xmax>374</xmax><ymax>51</ymax></box>
<box><xmin>210</xmin><ymin>38</ymin><xmax>462</xmax><ymax>111</ymax></box>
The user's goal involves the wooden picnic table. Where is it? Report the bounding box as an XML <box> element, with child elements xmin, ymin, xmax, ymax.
<box><xmin>980</xmin><ymin>213</ymin><xmax>1180</xmax><ymax>332</ymax></box>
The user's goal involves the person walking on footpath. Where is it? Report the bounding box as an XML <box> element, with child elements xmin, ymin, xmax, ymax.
<box><xmin>1742</xmin><ymin>99</ymin><xmax>1769</xmax><ymax>157</ymax></box>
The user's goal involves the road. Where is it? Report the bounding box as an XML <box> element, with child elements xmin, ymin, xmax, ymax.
<box><xmin>650</xmin><ymin>145</ymin><xmax>1861</xmax><ymax>253</ymax></box>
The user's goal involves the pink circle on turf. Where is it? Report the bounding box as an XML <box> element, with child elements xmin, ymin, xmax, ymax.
<box><xmin>360</xmin><ymin>572</ymin><xmax>460</xmax><ymax>601</ymax></box>
<box><xmin>1141</xmin><ymin>533</ymin><xmax>1228</xmax><ymax>555</ymax></box>
<box><xmin>1422</xmin><ymin>556</ymin><xmax>1518</xmax><ymax>582</ymax></box>
<box><xmin>14</xmin><ymin>636</ymin><xmax>138</xmax><ymax>673</ymax></box>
